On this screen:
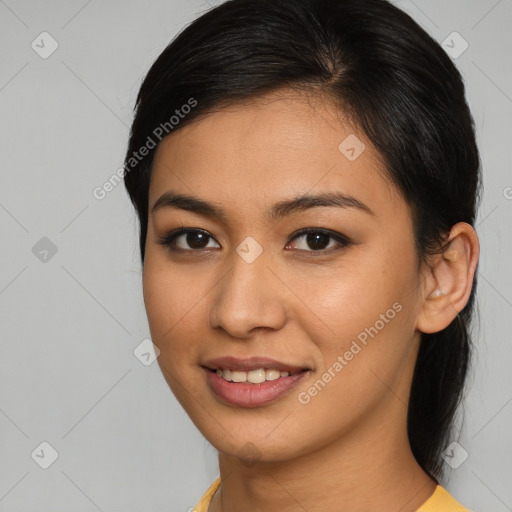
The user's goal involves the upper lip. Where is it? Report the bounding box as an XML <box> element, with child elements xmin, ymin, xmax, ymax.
<box><xmin>202</xmin><ymin>356</ymin><xmax>308</xmax><ymax>374</ymax></box>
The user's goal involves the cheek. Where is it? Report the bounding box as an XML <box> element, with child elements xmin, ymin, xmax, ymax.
<box><xmin>289</xmin><ymin>296</ymin><xmax>414</xmax><ymax>451</ymax></box>
<box><xmin>142</xmin><ymin>256</ymin><xmax>205</xmax><ymax>359</ymax></box>
<box><xmin>142</xmin><ymin>258</ymin><xmax>211</xmax><ymax>407</ymax></box>
<box><xmin>289</xmin><ymin>245</ymin><xmax>417</xmax><ymax>390</ymax></box>
<box><xmin>286</xmin><ymin>253</ymin><xmax>405</xmax><ymax>349</ymax></box>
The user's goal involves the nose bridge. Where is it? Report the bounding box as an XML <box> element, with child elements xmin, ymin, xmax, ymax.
<box><xmin>209</xmin><ymin>240</ymin><xmax>287</xmax><ymax>338</ymax></box>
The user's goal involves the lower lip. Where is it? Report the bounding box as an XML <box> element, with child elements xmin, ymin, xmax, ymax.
<box><xmin>203</xmin><ymin>368</ymin><xmax>309</xmax><ymax>408</ymax></box>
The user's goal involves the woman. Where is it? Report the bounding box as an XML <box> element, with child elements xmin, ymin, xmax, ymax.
<box><xmin>123</xmin><ymin>0</ymin><xmax>481</xmax><ymax>510</ymax></box>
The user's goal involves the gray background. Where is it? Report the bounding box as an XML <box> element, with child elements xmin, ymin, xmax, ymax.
<box><xmin>0</xmin><ymin>0</ymin><xmax>510</xmax><ymax>510</ymax></box>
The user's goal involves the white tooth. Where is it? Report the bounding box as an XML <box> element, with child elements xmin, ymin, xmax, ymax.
<box><xmin>266</xmin><ymin>369</ymin><xmax>281</xmax><ymax>381</ymax></box>
<box><xmin>247</xmin><ymin>368</ymin><xmax>266</xmax><ymax>384</ymax></box>
<box><xmin>231</xmin><ymin>370</ymin><xmax>247</xmax><ymax>383</ymax></box>
<box><xmin>222</xmin><ymin>369</ymin><xmax>232</xmax><ymax>381</ymax></box>
<box><xmin>280</xmin><ymin>371</ymin><xmax>290</xmax><ymax>377</ymax></box>
<box><xmin>216</xmin><ymin>369</ymin><xmax>223</xmax><ymax>377</ymax></box>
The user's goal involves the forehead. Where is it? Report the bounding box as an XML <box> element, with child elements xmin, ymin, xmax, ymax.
<box><xmin>149</xmin><ymin>89</ymin><xmax>402</xmax><ymax>224</ymax></box>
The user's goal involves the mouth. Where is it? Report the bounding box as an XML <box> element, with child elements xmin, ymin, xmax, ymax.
<box><xmin>202</xmin><ymin>356</ymin><xmax>311</xmax><ymax>407</ymax></box>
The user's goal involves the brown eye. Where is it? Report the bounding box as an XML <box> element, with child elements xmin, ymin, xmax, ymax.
<box><xmin>158</xmin><ymin>229</ymin><xmax>220</xmax><ymax>251</ymax></box>
<box><xmin>181</xmin><ymin>231</ymin><xmax>211</xmax><ymax>249</ymax></box>
<box><xmin>285</xmin><ymin>228</ymin><xmax>351</xmax><ymax>253</ymax></box>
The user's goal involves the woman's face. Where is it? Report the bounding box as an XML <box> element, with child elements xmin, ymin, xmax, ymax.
<box><xmin>143</xmin><ymin>89</ymin><xmax>428</xmax><ymax>463</ymax></box>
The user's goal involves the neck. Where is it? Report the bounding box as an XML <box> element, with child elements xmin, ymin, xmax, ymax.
<box><xmin>209</xmin><ymin>397</ymin><xmax>437</xmax><ymax>512</ymax></box>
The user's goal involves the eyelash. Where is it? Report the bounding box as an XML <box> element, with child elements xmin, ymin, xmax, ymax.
<box><xmin>156</xmin><ymin>227</ymin><xmax>351</xmax><ymax>256</ymax></box>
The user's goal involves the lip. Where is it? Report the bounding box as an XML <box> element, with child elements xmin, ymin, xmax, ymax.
<box><xmin>202</xmin><ymin>356</ymin><xmax>310</xmax><ymax>408</ymax></box>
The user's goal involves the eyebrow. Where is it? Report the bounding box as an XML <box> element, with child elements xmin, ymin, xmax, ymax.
<box><xmin>151</xmin><ymin>190</ymin><xmax>375</xmax><ymax>222</ymax></box>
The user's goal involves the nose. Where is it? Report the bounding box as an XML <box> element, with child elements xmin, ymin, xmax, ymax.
<box><xmin>208</xmin><ymin>246</ymin><xmax>288</xmax><ymax>339</ymax></box>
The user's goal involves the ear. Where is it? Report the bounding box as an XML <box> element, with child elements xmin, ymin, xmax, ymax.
<box><xmin>416</xmin><ymin>222</ymin><xmax>480</xmax><ymax>334</ymax></box>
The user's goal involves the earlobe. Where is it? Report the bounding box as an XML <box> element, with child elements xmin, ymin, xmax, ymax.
<box><xmin>416</xmin><ymin>222</ymin><xmax>479</xmax><ymax>334</ymax></box>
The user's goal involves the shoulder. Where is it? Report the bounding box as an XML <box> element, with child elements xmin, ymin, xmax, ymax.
<box><xmin>418</xmin><ymin>485</ymin><xmax>472</xmax><ymax>512</ymax></box>
<box><xmin>193</xmin><ymin>480</ymin><xmax>472</xmax><ymax>512</ymax></box>
<box><xmin>193</xmin><ymin>477</ymin><xmax>221</xmax><ymax>512</ymax></box>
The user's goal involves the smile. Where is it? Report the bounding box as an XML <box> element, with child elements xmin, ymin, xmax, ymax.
<box><xmin>202</xmin><ymin>356</ymin><xmax>310</xmax><ymax>407</ymax></box>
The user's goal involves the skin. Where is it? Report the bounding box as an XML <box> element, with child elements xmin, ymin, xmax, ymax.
<box><xmin>142</xmin><ymin>89</ymin><xmax>479</xmax><ymax>512</ymax></box>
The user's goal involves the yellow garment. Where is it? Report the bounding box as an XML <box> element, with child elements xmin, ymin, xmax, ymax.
<box><xmin>193</xmin><ymin>477</ymin><xmax>471</xmax><ymax>511</ymax></box>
